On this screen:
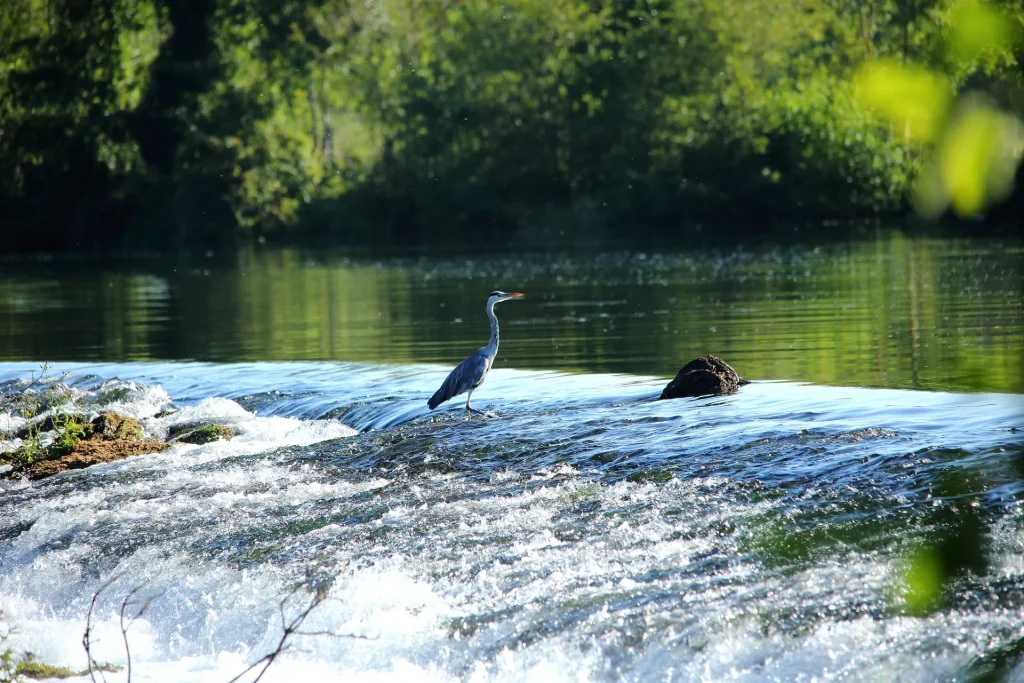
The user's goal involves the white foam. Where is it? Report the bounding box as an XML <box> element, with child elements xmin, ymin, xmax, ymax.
<box><xmin>2</xmin><ymin>475</ymin><xmax>1022</xmax><ymax>683</ymax></box>
<box><xmin>154</xmin><ymin>397</ymin><xmax>356</xmax><ymax>447</ymax></box>
<box><xmin>0</xmin><ymin>412</ymin><xmax>26</xmax><ymax>436</ymax></box>
<box><xmin>2</xmin><ymin>368</ymin><xmax>1022</xmax><ymax>682</ymax></box>
<box><xmin>89</xmin><ymin>379</ymin><xmax>173</xmax><ymax>420</ymax></box>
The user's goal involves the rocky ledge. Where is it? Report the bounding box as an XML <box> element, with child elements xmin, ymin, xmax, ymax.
<box><xmin>1</xmin><ymin>413</ymin><xmax>238</xmax><ymax>481</ymax></box>
<box><xmin>168</xmin><ymin>422</ymin><xmax>241</xmax><ymax>445</ymax></box>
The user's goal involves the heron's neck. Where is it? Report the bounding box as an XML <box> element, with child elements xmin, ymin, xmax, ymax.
<box><xmin>485</xmin><ymin>300</ymin><xmax>499</xmax><ymax>357</ymax></box>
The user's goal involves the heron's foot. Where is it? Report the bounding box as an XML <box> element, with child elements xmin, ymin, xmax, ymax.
<box><xmin>466</xmin><ymin>407</ymin><xmax>497</xmax><ymax>418</ymax></box>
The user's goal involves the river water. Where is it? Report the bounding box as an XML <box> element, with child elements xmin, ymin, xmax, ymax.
<box><xmin>0</xmin><ymin>233</ymin><xmax>1022</xmax><ymax>681</ymax></box>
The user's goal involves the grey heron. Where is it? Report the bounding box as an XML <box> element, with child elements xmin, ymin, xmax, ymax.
<box><xmin>428</xmin><ymin>290</ymin><xmax>525</xmax><ymax>415</ymax></box>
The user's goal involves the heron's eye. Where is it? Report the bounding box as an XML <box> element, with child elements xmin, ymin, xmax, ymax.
<box><xmin>490</xmin><ymin>291</ymin><xmax>501</xmax><ymax>297</ymax></box>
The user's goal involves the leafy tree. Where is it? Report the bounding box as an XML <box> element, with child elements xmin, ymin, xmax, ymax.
<box><xmin>0</xmin><ymin>0</ymin><xmax>1020</xmax><ymax>250</ymax></box>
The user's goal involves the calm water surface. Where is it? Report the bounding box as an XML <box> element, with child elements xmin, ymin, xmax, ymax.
<box><xmin>2</xmin><ymin>232</ymin><xmax>1022</xmax><ymax>392</ymax></box>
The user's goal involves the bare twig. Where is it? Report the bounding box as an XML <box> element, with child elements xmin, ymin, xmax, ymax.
<box><xmin>118</xmin><ymin>585</ymin><xmax>151</xmax><ymax>683</ymax></box>
<box><xmin>80</xmin><ymin>574</ymin><xmax>360</xmax><ymax>683</ymax></box>
<box><xmin>83</xmin><ymin>576</ymin><xmax>120</xmax><ymax>683</ymax></box>
<box><xmin>83</xmin><ymin>579</ymin><xmax>155</xmax><ymax>683</ymax></box>
<box><xmin>291</xmin><ymin>628</ymin><xmax>371</xmax><ymax>640</ymax></box>
<box><xmin>226</xmin><ymin>584</ymin><xmax>330</xmax><ymax>683</ymax></box>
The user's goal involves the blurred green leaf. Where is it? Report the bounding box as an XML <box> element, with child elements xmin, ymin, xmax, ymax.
<box><xmin>915</xmin><ymin>98</ymin><xmax>1024</xmax><ymax>217</ymax></box>
<box><xmin>900</xmin><ymin>546</ymin><xmax>944</xmax><ymax>615</ymax></box>
<box><xmin>853</xmin><ymin>60</ymin><xmax>954</xmax><ymax>143</ymax></box>
<box><xmin>946</xmin><ymin>0</ymin><xmax>1022</xmax><ymax>65</ymax></box>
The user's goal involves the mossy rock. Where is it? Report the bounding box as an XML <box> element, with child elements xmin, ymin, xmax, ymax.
<box><xmin>172</xmin><ymin>424</ymin><xmax>239</xmax><ymax>445</ymax></box>
<box><xmin>16</xmin><ymin>661</ymin><xmax>82</xmax><ymax>680</ymax></box>
<box><xmin>166</xmin><ymin>422</ymin><xmax>205</xmax><ymax>440</ymax></box>
<box><xmin>3</xmin><ymin>413</ymin><xmax>166</xmax><ymax>480</ymax></box>
<box><xmin>15</xmin><ymin>659</ymin><xmax>122</xmax><ymax>679</ymax></box>
<box><xmin>30</xmin><ymin>440</ymin><xmax>168</xmax><ymax>480</ymax></box>
<box><xmin>91</xmin><ymin>413</ymin><xmax>143</xmax><ymax>440</ymax></box>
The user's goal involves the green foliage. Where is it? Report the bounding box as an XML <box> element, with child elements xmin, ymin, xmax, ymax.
<box><xmin>1</xmin><ymin>0</ymin><xmax>1021</xmax><ymax>249</ymax></box>
<box><xmin>892</xmin><ymin>471</ymin><xmax>991</xmax><ymax>616</ymax></box>
<box><xmin>0</xmin><ymin>624</ymin><xmax>116</xmax><ymax>683</ymax></box>
<box><xmin>0</xmin><ymin>364</ymin><xmax>89</xmax><ymax>474</ymax></box>
<box><xmin>853</xmin><ymin>0</ymin><xmax>1024</xmax><ymax>219</ymax></box>
<box><xmin>1</xmin><ymin>364</ymin><xmax>55</xmax><ymax>467</ymax></box>
<box><xmin>48</xmin><ymin>414</ymin><xmax>89</xmax><ymax>457</ymax></box>
<box><xmin>0</xmin><ymin>611</ymin><xmax>16</xmax><ymax>683</ymax></box>
<box><xmin>14</xmin><ymin>660</ymin><xmax>79</xmax><ymax>680</ymax></box>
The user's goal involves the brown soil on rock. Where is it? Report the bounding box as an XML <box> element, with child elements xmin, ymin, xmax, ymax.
<box><xmin>5</xmin><ymin>413</ymin><xmax>167</xmax><ymax>481</ymax></box>
<box><xmin>24</xmin><ymin>437</ymin><xmax>168</xmax><ymax>480</ymax></box>
<box><xmin>659</xmin><ymin>356</ymin><xmax>749</xmax><ymax>400</ymax></box>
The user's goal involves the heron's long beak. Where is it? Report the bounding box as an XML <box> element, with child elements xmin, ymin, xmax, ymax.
<box><xmin>504</xmin><ymin>292</ymin><xmax>525</xmax><ymax>300</ymax></box>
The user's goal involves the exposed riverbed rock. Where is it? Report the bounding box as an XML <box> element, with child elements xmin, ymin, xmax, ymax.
<box><xmin>24</xmin><ymin>438</ymin><xmax>169</xmax><ymax>480</ymax></box>
<box><xmin>659</xmin><ymin>356</ymin><xmax>749</xmax><ymax>400</ymax></box>
<box><xmin>13</xmin><ymin>414</ymin><xmax>59</xmax><ymax>439</ymax></box>
<box><xmin>169</xmin><ymin>423</ymin><xmax>240</xmax><ymax>445</ymax></box>
<box><xmin>2</xmin><ymin>412</ymin><xmax>166</xmax><ymax>481</ymax></box>
<box><xmin>91</xmin><ymin>412</ymin><xmax>144</xmax><ymax>440</ymax></box>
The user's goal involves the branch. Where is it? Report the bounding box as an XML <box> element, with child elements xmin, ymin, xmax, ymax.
<box><xmin>118</xmin><ymin>585</ymin><xmax>151</xmax><ymax>683</ymax></box>
<box><xmin>291</xmin><ymin>629</ymin><xmax>371</xmax><ymax>640</ymax></box>
<box><xmin>82</xmin><ymin>576</ymin><xmax>120</xmax><ymax>683</ymax></box>
<box><xmin>226</xmin><ymin>585</ymin><xmax>328</xmax><ymax>683</ymax></box>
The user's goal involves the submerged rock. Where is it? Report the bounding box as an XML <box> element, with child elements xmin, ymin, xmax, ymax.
<box><xmin>659</xmin><ymin>356</ymin><xmax>749</xmax><ymax>400</ymax></box>
<box><xmin>13</xmin><ymin>415</ymin><xmax>59</xmax><ymax>439</ymax></box>
<box><xmin>170</xmin><ymin>423</ymin><xmax>239</xmax><ymax>445</ymax></box>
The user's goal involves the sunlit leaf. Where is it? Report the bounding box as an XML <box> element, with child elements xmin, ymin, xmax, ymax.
<box><xmin>900</xmin><ymin>546</ymin><xmax>944</xmax><ymax>615</ymax></box>
<box><xmin>853</xmin><ymin>61</ymin><xmax>953</xmax><ymax>143</ymax></box>
<box><xmin>941</xmin><ymin>106</ymin><xmax>999</xmax><ymax>215</ymax></box>
<box><xmin>947</xmin><ymin>0</ymin><xmax>1022</xmax><ymax>65</ymax></box>
<box><xmin>916</xmin><ymin>98</ymin><xmax>1024</xmax><ymax>217</ymax></box>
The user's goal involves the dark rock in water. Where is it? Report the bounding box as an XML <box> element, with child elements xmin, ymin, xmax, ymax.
<box><xmin>154</xmin><ymin>406</ymin><xmax>179</xmax><ymax>419</ymax></box>
<box><xmin>13</xmin><ymin>415</ymin><xmax>60</xmax><ymax>439</ymax></box>
<box><xmin>659</xmin><ymin>356</ymin><xmax>749</xmax><ymax>400</ymax></box>
<box><xmin>171</xmin><ymin>424</ymin><xmax>239</xmax><ymax>445</ymax></box>
<box><xmin>91</xmin><ymin>413</ymin><xmax>143</xmax><ymax>441</ymax></box>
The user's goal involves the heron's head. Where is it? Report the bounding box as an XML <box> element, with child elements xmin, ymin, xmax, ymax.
<box><xmin>488</xmin><ymin>290</ymin><xmax>524</xmax><ymax>305</ymax></box>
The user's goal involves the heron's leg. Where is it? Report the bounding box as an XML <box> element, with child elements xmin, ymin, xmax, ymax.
<box><xmin>466</xmin><ymin>390</ymin><xmax>486</xmax><ymax>416</ymax></box>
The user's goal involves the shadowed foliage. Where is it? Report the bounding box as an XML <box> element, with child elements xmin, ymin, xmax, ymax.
<box><xmin>0</xmin><ymin>0</ymin><xmax>1021</xmax><ymax>250</ymax></box>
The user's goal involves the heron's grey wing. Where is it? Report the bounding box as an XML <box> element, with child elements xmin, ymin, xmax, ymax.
<box><xmin>428</xmin><ymin>352</ymin><xmax>490</xmax><ymax>409</ymax></box>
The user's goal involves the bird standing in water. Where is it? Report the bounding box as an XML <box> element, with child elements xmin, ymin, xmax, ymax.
<box><xmin>428</xmin><ymin>291</ymin><xmax>524</xmax><ymax>415</ymax></box>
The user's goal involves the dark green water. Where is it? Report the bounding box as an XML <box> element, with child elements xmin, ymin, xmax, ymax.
<box><xmin>1</xmin><ymin>232</ymin><xmax>1022</xmax><ymax>392</ymax></box>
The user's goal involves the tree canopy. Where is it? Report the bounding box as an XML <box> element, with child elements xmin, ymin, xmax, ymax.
<box><xmin>1</xmin><ymin>0</ymin><xmax>1021</xmax><ymax>251</ymax></box>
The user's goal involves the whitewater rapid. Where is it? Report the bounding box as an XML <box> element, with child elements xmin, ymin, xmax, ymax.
<box><xmin>1</xmin><ymin>362</ymin><xmax>1022</xmax><ymax>682</ymax></box>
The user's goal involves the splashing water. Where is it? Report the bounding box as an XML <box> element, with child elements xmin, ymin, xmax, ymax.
<box><xmin>0</xmin><ymin>361</ymin><xmax>1022</xmax><ymax>682</ymax></box>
